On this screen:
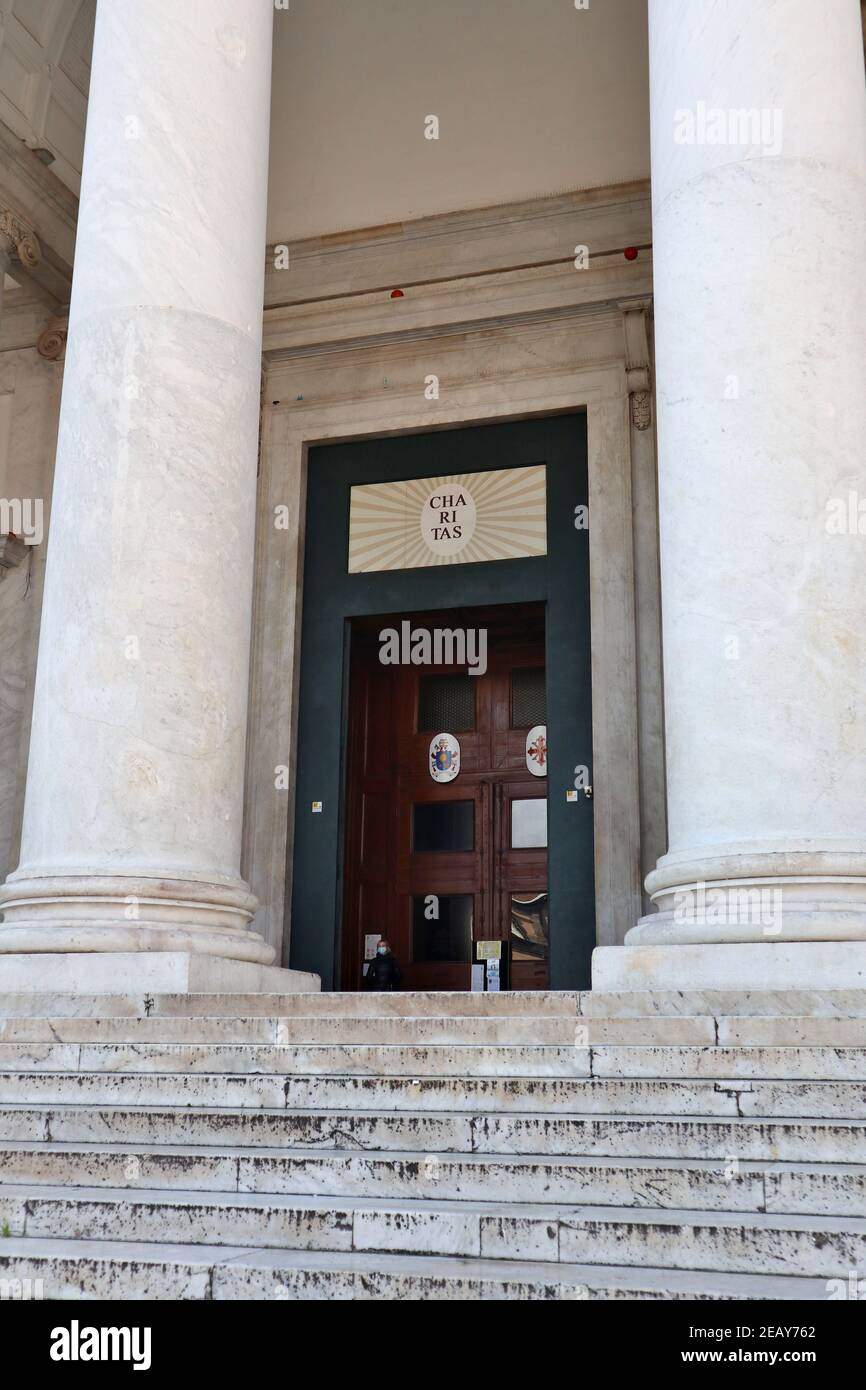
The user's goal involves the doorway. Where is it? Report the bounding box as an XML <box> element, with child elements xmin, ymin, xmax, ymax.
<box><xmin>288</xmin><ymin>413</ymin><xmax>594</xmax><ymax>989</ymax></box>
<box><xmin>343</xmin><ymin>605</ymin><xmax>549</xmax><ymax>991</ymax></box>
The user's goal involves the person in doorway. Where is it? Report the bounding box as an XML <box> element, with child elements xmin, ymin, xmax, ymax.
<box><xmin>366</xmin><ymin>938</ymin><xmax>402</xmax><ymax>991</ymax></box>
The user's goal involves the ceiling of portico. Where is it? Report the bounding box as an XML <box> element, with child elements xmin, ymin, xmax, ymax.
<box><xmin>267</xmin><ymin>0</ymin><xmax>651</xmax><ymax>241</ymax></box>
<box><xmin>0</xmin><ymin>0</ymin><xmax>652</xmax><ymax>242</ymax></box>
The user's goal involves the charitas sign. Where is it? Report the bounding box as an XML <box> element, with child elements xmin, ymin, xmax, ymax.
<box><xmin>348</xmin><ymin>465</ymin><xmax>546</xmax><ymax>573</ymax></box>
<box><xmin>420</xmin><ymin>485</ymin><xmax>477</xmax><ymax>556</ymax></box>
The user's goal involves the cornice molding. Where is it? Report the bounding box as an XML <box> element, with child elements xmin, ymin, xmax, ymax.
<box><xmin>264</xmin><ymin>184</ymin><xmax>653</xmax><ymax>362</ymax></box>
<box><xmin>265</xmin><ymin>180</ymin><xmax>651</xmax><ymax>311</ymax></box>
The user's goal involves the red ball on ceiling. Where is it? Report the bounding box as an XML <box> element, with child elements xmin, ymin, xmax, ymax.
<box><xmin>390</xmin><ymin>288</ymin><xmax>405</xmax><ymax>298</ymax></box>
<box><xmin>624</xmin><ymin>247</ymin><xmax>639</xmax><ymax>261</ymax></box>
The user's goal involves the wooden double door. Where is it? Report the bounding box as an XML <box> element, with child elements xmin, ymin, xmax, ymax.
<box><xmin>343</xmin><ymin>605</ymin><xmax>549</xmax><ymax>990</ymax></box>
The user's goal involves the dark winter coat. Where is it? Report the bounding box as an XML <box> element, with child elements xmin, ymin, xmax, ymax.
<box><xmin>366</xmin><ymin>952</ymin><xmax>402</xmax><ymax>990</ymax></box>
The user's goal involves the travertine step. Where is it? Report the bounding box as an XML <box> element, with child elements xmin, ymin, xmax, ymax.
<box><xmin>0</xmin><ymin>1015</ymin><xmax>579</xmax><ymax>1046</ymax></box>
<box><xmin>579</xmin><ymin>990</ymin><xmax>866</xmax><ymax>1018</ymax></box>
<box><xmin>2</xmin><ymin>1143</ymin><xmax>864</xmax><ymax>1214</ymax></box>
<box><xmin>2</xmin><ymin>1105</ymin><xmax>864</xmax><ymax>1159</ymax></box>
<box><xmin>2</xmin><ymin>988</ymin><xmax>866</xmax><ymax>1021</ymax></box>
<box><xmin>0</xmin><ymin>1236</ymin><xmax>836</xmax><ymax>1300</ymax></box>
<box><xmin>584</xmin><ymin>1017</ymin><xmax>866</xmax><ymax>1046</ymax></box>
<box><xmin>2</xmin><ymin>1185</ymin><xmax>863</xmax><ymax>1276</ymax></box>
<box><xmin>2</xmin><ymin>1041</ymin><xmax>866</xmax><ymax>1080</ymax></box>
<box><xmin>0</xmin><ymin>991</ymin><xmax>583</xmax><ymax>1021</ymax></box>
<box><xmin>7</xmin><ymin>1013</ymin><xmax>866</xmax><ymax>1046</ymax></box>
<box><xmin>2</xmin><ymin>987</ymin><xmax>864</xmax><ymax>1300</ymax></box>
<box><xmin>592</xmin><ymin>1046</ymin><xmax>866</xmax><ymax>1081</ymax></box>
<box><xmin>1</xmin><ymin>1070</ymin><xmax>863</xmax><ymax>1118</ymax></box>
<box><xmin>0</xmin><ymin>1042</ymin><xmax>588</xmax><ymax>1077</ymax></box>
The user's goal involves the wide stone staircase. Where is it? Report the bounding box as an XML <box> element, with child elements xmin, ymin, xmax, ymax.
<box><xmin>0</xmin><ymin>987</ymin><xmax>864</xmax><ymax>1300</ymax></box>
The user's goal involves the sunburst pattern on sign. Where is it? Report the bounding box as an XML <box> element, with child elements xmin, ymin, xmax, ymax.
<box><xmin>348</xmin><ymin>465</ymin><xmax>547</xmax><ymax>573</ymax></box>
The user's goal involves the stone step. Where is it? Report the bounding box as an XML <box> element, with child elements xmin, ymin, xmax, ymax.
<box><xmin>716</xmin><ymin>1017</ymin><xmax>866</xmax><ymax>1046</ymax></box>
<box><xmin>555</xmin><ymin>1206</ymin><xmax>866</xmax><ymax>1280</ymax></box>
<box><xmin>2</xmin><ymin>986</ymin><xmax>862</xmax><ymax>1302</ymax></box>
<box><xmin>0</xmin><ymin>991</ymin><xmax>583</xmax><ymax>1021</ymax></box>
<box><xmin>584</xmin><ymin>1017</ymin><xmax>866</xmax><ymax>1046</ymax></box>
<box><xmin>591</xmin><ymin>1045</ymin><xmax>866</xmax><ymax>1081</ymax></box>
<box><xmin>3</xmin><ymin>1104</ymin><xmax>864</xmax><ymax>1159</ymax></box>
<box><xmin>2</xmin><ymin>988</ymin><xmax>866</xmax><ymax>1022</ymax></box>
<box><xmin>3</xmin><ymin>1041</ymin><xmax>866</xmax><ymax>1080</ymax></box>
<box><xmin>2</xmin><ymin>1142</ymin><xmax>864</xmax><ymax>1214</ymax></box>
<box><xmin>7</xmin><ymin>1013</ymin><xmax>866</xmax><ymax>1047</ymax></box>
<box><xmin>1</xmin><ymin>1069</ymin><xmax>863</xmax><ymax>1118</ymax></box>
<box><xmin>0</xmin><ymin>1015</ymin><xmax>579</xmax><ymax>1046</ymax></box>
<box><xmin>0</xmin><ymin>1235</ymin><xmax>836</xmax><ymax>1300</ymax></box>
<box><xmin>1</xmin><ymin>1184</ymin><xmax>863</xmax><ymax>1277</ymax></box>
<box><xmin>0</xmin><ymin>1041</ymin><xmax>589</xmax><ymax>1077</ymax></box>
<box><xmin>579</xmin><ymin>990</ymin><xmax>866</xmax><ymax>1018</ymax></box>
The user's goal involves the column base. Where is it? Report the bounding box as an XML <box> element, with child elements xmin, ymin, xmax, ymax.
<box><xmin>592</xmin><ymin>941</ymin><xmax>866</xmax><ymax>993</ymax></box>
<box><xmin>0</xmin><ymin>952</ymin><xmax>320</xmax><ymax>995</ymax></box>
<box><xmin>0</xmin><ymin>872</ymin><xmax>274</xmax><ymax>964</ymax></box>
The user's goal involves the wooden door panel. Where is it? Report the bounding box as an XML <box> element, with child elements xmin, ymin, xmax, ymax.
<box><xmin>343</xmin><ymin>608</ymin><xmax>548</xmax><ymax>989</ymax></box>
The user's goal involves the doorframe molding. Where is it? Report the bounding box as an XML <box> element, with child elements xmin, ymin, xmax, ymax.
<box><xmin>244</xmin><ymin>183</ymin><xmax>663</xmax><ymax>965</ymax></box>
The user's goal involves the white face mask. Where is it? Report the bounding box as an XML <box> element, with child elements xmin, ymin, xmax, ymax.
<box><xmin>377</xmin><ymin>946</ymin><xmax>387</xmax><ymax>955</ymax></box>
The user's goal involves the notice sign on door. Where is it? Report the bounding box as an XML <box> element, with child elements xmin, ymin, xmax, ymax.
<box><xmin>476</xmin><ymin>940</ymin><xmax>502</xmax><ymax>960</ymax></box>
<box><xmin>347</xmin><ymin>465</ymin><xmax>547</xmax><ymax>573</ymax></box>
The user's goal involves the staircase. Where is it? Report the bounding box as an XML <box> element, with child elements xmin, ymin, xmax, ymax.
<box><xmin>0</xmin><ymin>987</ymin><xmax>864</xmax><ymax>1300</ymax></box>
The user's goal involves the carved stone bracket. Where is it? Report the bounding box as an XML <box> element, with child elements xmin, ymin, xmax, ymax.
<box><xmin>0</xmin><ymin>206</ymin><xmax>42</xmax><ymax>270</ymax></box>
<box><xmin>631</xmin><ymin>389</ymin><xmax>652</xmax><ymax>430</ymax></box>
<box><xmin>36</xmin><ymin>315</ymin><xmax>68</xmax><ymax>361</ymax></box>
<box><xmin>618</xmin><ymin>296</ymin><xmax>654</xmax><ymax>433</ymax></box>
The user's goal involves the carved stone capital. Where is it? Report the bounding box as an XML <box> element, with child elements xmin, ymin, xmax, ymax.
<box><xmin>0</xmin><ymin>207</ymin><xmax>42</xmax><ymax>270</ymax></box>
<box><xmin>37</xmin><ymin>315</ymin><xmax>68</xmax><ymax>361</ymax></box>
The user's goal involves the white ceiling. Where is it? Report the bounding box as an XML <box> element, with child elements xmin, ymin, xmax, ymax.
<box><xmin>267</xmin><ymin>0</ymin><xmax>651</xmax><ymax>241</ymax></box>
<box><xmin>0</xmin><ymin>0</ymin><xmax>652</xmax><ymax>242</ymax></box>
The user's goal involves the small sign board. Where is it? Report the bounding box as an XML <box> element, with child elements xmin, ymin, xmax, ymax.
<box><xmin>476</xmin><ymin>940</ymin><xmax>502</xmax><ymax>960</ymax></box>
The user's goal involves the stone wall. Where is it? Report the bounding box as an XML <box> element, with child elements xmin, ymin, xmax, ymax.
<box><xmin>0</xmin><ymin>342</ymin><xmax>61</xmax><ymax>885</ymax></box>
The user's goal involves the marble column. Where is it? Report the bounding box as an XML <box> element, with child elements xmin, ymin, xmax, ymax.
<box><xmin>0</xmin><ymin>1</ymin><xmax>278</xmax><ymax>971</ymax></box>
<box><xmin>595</xmin><ymin>0</ymin><xmax>866</xmax><ymax>990</ymax></box>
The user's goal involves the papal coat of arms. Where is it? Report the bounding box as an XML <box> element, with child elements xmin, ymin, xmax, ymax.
<box><xmin>526</xmin><ymin>725</ymin><xmax>547</xmax><ymax>778</ymax></box>
<box><xmin>429</xmin><ymin>732</ymin><xmax>460</xmax><ymax>783</ymax></box>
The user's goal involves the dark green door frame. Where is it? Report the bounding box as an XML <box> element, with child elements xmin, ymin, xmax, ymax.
<box><xmin>288</xmin><ymin>414</ymin><xmax>594</xmax><ymax>989</ymax></box>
